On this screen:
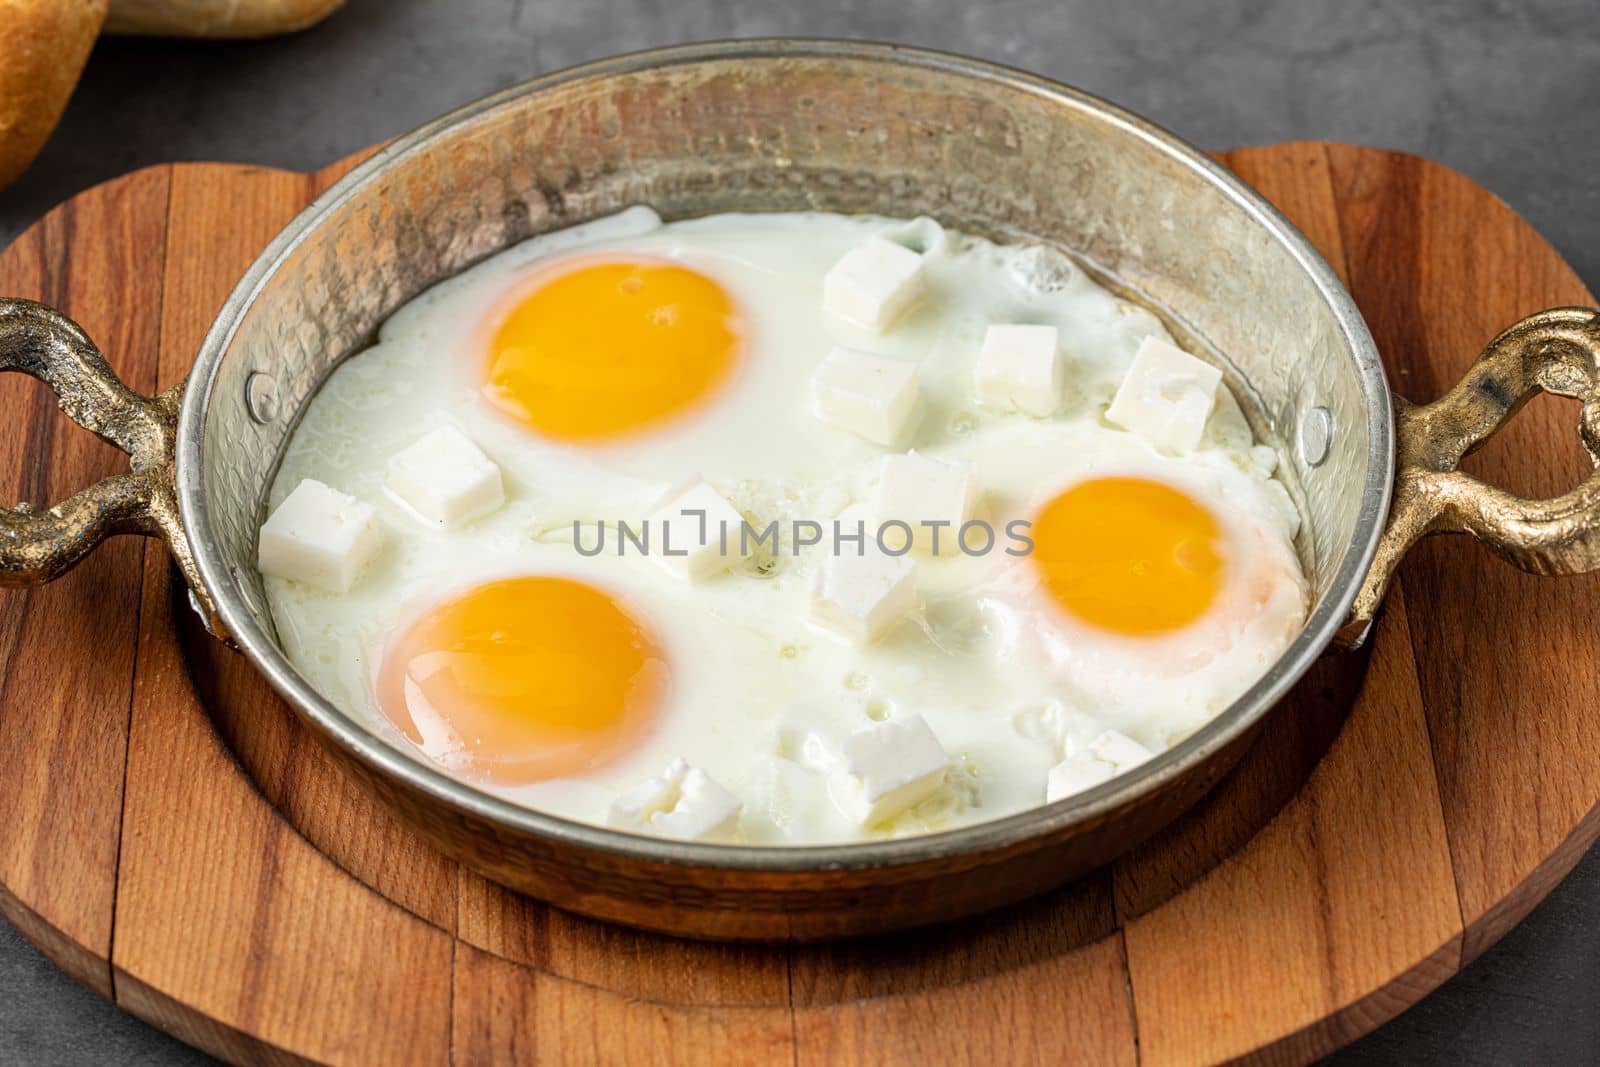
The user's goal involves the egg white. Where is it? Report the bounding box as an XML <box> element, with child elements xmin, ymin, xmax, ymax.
<box><xmin>263</xmin><ymin>208</ymin><xmax>1308</xmax><ymax>845</ymax></box>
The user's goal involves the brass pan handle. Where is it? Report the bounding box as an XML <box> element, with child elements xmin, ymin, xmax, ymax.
<box><xmin>1346</xmin><ymin>306</ymin><xmax>1600</xmax><ymax>642</ymax></box>
<box><xmin>0</xmin><ymin>298</ymin><xmax>221</xmax><ymax>633</ymax></box>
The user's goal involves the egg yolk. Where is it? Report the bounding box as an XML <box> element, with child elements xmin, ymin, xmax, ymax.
<box><xmin>482</xmin><ymin>257</ymin><xmax>742</xmax><ymax>442</ymax></box>
<box><xmin>1031</xmin><ymin>476</ymin><xmax>1225</xmax><ymax>635</ymax></box>
<box><xmin>376</xmin><ymin>576</ymin><xmax>668</xmax><ymax>784</ymax></box>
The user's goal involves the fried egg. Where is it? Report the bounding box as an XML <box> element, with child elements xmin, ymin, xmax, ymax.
<box><xmin>261</xmin><ymin>207</ymin><xmax>1308</xmax><ymax>845</ymax></box>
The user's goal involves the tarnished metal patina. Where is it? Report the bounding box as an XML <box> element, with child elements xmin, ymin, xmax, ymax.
<box><xmin>0</xmin><ymin>41</ymin><xmax>1595</xmax><ymax>939</ymax></box>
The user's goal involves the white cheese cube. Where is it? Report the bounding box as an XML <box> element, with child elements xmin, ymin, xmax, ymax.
<box><xmin>974</xmin><ymin>323</ymin><xmax>1063</xmax><ymax>416</ymax></box>
<box><xmin>832</xmin><ymin>714</ymin><xmax>950</xmax><ymax>826</ymax></box>
<box><xmin>822</xmin><ymin>236</ymin><xmax>926</xmax><ymax>331</ymax></box>
<box><xmin>810</xmin><ymin>549</ymin><xmax>917</xmax><ymax>644</ymax></box>
<box><xmin>1105</xmin><ymin>335</ymin><xmax>1223</xmax><ymax>452</ymax></box>
<box><xmin>1044</xmin><ymin>730</ymin><xmax>1154</xmax><ymax>802</ymax></box>
<box><xmin>1088</xmin><ymin>729</ymin><xmax>1155</xmax><ymax>771</ymax></box>
<box><xmin>384</xmin><ymin>426</ymin><xmax>504</xmax><ymax>527</ymax></box>
<box><xmin>1045</xmin><ymin>756</ymin><xmax>1116</xmax><ymax>802</ymax></box>
<box><xmin>811</xmin><ymin>346</ymin><xmax>920</xmax><ymax>446</ymax></box>
<box><xmin>257</xmin><ymin>479</ymin><xmax>384</xmax><ymax>593</ymax></box>
<box><xmin>608</xmin><ymin>758</ymin><xmax>742</xmax><ymax>843</ymax></box>
<box><xmin>874</xmin><ymin>451</ymin><xmax>980</xmax><ymax>554</ymax></box>
<box><xmin>648</xmin><ymin>479</ymin><xmax>749</xmax><ymax>581</ymax></box>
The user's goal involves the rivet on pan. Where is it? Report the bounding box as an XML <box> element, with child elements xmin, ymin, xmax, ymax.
<box><xmin>1299</xmin><ymin>405</ymin><xmax>1333</xmax><ymax>467</ymax></box>
<box><xmin>245</xmin><ymin>372</ymin><xmax>279</xmax><ymax>423</ymax></box>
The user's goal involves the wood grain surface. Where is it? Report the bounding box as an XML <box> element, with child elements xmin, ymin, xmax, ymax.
<box><xmin>0</xmin><ymin>141</ymin><xmax>1595</xmax><ymax>1065</ymax></box>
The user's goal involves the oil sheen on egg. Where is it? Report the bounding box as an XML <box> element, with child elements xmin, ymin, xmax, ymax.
<box><xmin>262</xmin><ymin>207</ymin><xmax>1309</xmax><ymax>846</ymax></box>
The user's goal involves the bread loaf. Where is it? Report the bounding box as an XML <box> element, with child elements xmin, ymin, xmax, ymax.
<box><xmin>105</xmin><ymin>0</ymin><xmax>344</xmax><ymax>38</ymax></box>
<box><xmin>0</xmin><ymin>0</ymin><xmax>109</xmax><ymax>190</ymax></box>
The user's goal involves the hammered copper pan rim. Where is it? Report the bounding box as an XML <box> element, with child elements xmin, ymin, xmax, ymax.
<box><xmin>173</xmin><ymin>38</ymin><xmax>1393</xmax><ymax>873</ymax></box>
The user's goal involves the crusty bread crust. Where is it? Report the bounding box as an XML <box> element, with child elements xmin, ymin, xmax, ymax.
<box><xmin>105</xmin><ymin>0</ymin><xmax>345</xmax><ymax>38</ymax></box>
<box><xmin>0</xmin><ymin>0</ymin><xmax>109</xmax><ymax>190</ymax></box>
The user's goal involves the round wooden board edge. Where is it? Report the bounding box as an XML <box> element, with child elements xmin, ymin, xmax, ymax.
<box><xmin>0</xmin><ymin>139</ymin><xmax>1595</xmax><ymax>1066</ymax></box>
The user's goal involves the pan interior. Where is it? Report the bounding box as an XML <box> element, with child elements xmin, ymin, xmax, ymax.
<box><xmin>180</xmin><ymin>42</ymin><xmax>1386</xmax><ymax>863</ymax></box>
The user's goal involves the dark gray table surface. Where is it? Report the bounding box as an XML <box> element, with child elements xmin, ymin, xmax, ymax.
<box><xmin>1</xmin><ymin>1</ymin><xmax>1596</xmax><ymax>1063</ymax></box>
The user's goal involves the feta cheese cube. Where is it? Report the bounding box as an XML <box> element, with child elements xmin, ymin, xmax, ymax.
<box><xmin>384</xmin><ymin>426</ymin><xmax>504</xmax><ymax>527</ymax></box>
<box><xmin>1089</xmin><ymin>729</ymin><xmax>1155</xmax><ymax>771</ymax></box>
<box><xmin>811</xmin><ymin>346</ymin><xmax>920</xmax><ymax>446</ymax></box>
<box><xmin>648</xmin><ymin>479</ymin><xmax>749</xmax><ymax>581</ymax></box>
<box><xmin>1045</xmin><ymin>756</ymin><xmax>1116</xmax><ymax>802</ymax></box>
<box><xmin>874</xmin><ymin>451</ymin><xmax>980</xmax><ymax>555</ymax></box>
<box><xmin>822</xmin><ymin>236</ymin><xmax>926</xmax><ymax>331</ymax></box>
<box><xmin>1105</xmin><ymin>335</ymin><xmax>1223</xmax><ymax>452</ymax></box>
<box><xmin>257</xmin><ymin>479</ymin><xmax>384</xmax><ymax>593</ymax></box>
<box><xmin>1044</xmin><ymin>730</ymin><xmax>1154</xmax><ymax>802</ymax></box>
<box><xmin>811</xmin><ymin>549</ymin><xmax>917</xmax><ymax>644</ymax></box>
<box><xmin>974</xmin><ymin>323</ymin><xmax>1063</xmax><ymax>416</ymax></box>
<box><xmin>832</xmin><ymin>714</ymin><xmax>950</xmax><ymax>826</ymax></box>
<box><xmin>608</xmin><ymin>758</ymin><xmax>742</xmax><ymax>843</ymax></box>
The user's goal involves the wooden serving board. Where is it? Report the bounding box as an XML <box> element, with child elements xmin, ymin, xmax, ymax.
<box><xmin>1</xmin><ymin>141</ymin><xmax>1596</xmax><ymax>1065</ymax></box>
